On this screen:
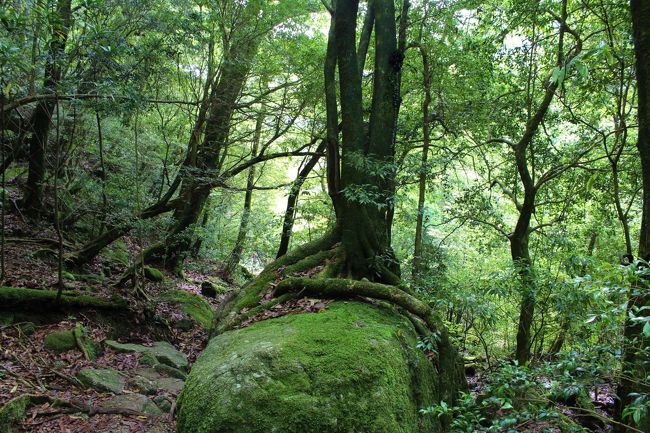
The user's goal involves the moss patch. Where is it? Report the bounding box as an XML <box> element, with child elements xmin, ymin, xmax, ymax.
<box><xmin>0</xmin><ymin>287</ymin><xmax>126</xmax><ymax>311</ymax></box>
<box><xmin>144</xmin><ymin>267</ymin><xmax>164</xmax><ymax>282</ymax></box>
<box><xmin>0</xmin><ymin>394</ymin><xmax>31</xmax><ymax>433</ymax></box>
<box><xmin>177</xmin><ymin>301</ymin><xmax>444</xmax><ymax>433</ymax></box>
<box><xmin>158</xmin><ymin>290</ymin><xmax>214</xmax><ymax>331</ymax></box>
<box><xmin>44</xmin><ymin>329</ymin><xmax>76</xmax><ymax>352</ymax></box>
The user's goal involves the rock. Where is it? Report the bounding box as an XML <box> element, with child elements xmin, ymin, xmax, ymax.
<box><xmin>153</xmin><ymin>395</ymin><xmax>173</xmax><ymax>413</ymax></box>
<box><xmin>139</xmin><ymin>351</ymin><xmax>159</xmax><ymax>367</ymax></box>
<box><xmin>144</xmin><ymin>267</ymin><xmax>164</xmax><ymax>282</ymax></box>
<box><xmin>149</xmin><ymin>341</ymin><xmax>188</xmax><ymax>371</ymax></box>
<box><xmin>177</xmin><ymin>301</ymin><xmax>464</xmax><ymax>433</ymax></box>
<box><xmin>154</xmin><ymin>363</ymin><xmax>187</xmax><ymax>380</ymax></box>
<box><xmin>77</xmin><ymin>368</ymin><xmax>125</xmax><ymax>394</ymax></box>
<box><xmin>155</xmin><ymin>377</ymin><xmax>185</xmax><ymax>394</ymax></box>
<box><xmin>128</xmin><ymin>376</ymin><xmax>157</xmax><ymax>395</ymax></box>
<box><xmin>44</xmin><ymin>329</ymin><xmax>76</xmax><ymax>352</ymax></box>
<box><xmin>128</xmin><ymin>371</ymin><xmax>184</xmax><ymax>394</ymax></box>
<box><xmin>133</xmin><ymin>368</ymin><xmax>163</xmax><ymax>381</ymax></box>
<box><xmin>200</xmin><ymin>281</ymin><xmax>222</xmax><ymax>298</ymax></box>
<box><xmin>99</xmin><ymin>394</ymin><xmax>162</xmax><ymax>416</ymax></box>
<box><xmin>105</xmin><ymin>340</ymin><xmax>188</xmax><ymax>370</ymax></box>
<box><xmin>105</xmin><ymin>340</ymin><xmax>148</xmax><ymax>353</ymax></box>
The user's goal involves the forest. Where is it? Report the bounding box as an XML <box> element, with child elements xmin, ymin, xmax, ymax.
<box><xmin>0</xmin><ymin>0</ymin><xmax>649</xmax><ymax>432</ymax></box>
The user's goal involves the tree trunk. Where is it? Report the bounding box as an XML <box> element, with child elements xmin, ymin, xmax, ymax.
<box><xmin>512</xmin><ymin>190</ymin><xmax>536</xmax><ymax>366</ymax></box>
<box><xmin>412</xmin><ymin>44</ymin><xmax>432</xmax><ymax>281</ymax></box>
<box><xmin>276</xmin><ymin>141</ymin><xmax>324</xmax><ymax>258</ymax></box>
<box><xmin>22</xmin><ymin>0</ymin><xmax>72</xmax><ymax>218</ymax></box>
<box><xmin>161</xmin><ymin>29</ymin><xmax>261</xmax><ymax>275</ymax></box>
<box><xmin>223</xmin><ymin>112</ymin><xmax>263</xmax><ymax>280</ymax></box>
<box><xmin>335</xmin><ymin>0</ymin><xmax>400</xmax><ymax>283</ymax></box>
<box><xmin>615</xmin><ymin>1</ymin><xmax>650</xmax><ymax>430</ymax></box>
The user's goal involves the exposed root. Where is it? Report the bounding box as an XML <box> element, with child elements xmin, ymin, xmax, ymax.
<box><xmin>0</xmin><ymin>393</ymin><xmax>158</xmax><ymax>431</ymax></box>
<box><xmin>274</xmin><ymin>276</ymin><xmax>444</xmax><ymax>332</ymax></box>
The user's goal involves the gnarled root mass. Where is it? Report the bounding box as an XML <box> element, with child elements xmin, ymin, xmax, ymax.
<box><xmin>211</xmin><ymin>231</ymin><xmax>466</xmax><ymax>393</ymax></box>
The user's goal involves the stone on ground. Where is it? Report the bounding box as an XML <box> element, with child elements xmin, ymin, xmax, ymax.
<box><xmin>77</xmin><ymin>368</ymin><xmax>125</xmax><ymax>394</ymax></box>
<box><xmin>104</xmin><ymin>340</ymin><xmax>188</xmax><ymax>371</ymax></box>
<box><xmin>99</xmin><ymin>394</ymin><xmax>163</xmax><ymax>416</ymax></box>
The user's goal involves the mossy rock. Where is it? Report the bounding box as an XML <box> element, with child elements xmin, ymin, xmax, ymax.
<box><xmin>0</xmin><ymin>394</ymin><xmax>31</xmax><ymax>433</ymax></box>
<box><xmin>98</xmin><ymin>394</ymin><xmax>163</xmax><ymax>416</ymax></box>
<box><xmin>77</xmin><ymin>368</ymin><xmax>125</xmax><ymax>394</ymax></box>
<box><xmin>144</xmin><ymin>267</ymin><xmax>164</xmax><ymax>282</ymax></box>
<box><xmin>177</xmin><ymin>301</ymin><xmax>457</xmax><ymax>433</ymax></box>
<box><xmin>158</xmin><ymin>290</ymin><xmax>214</xmax><ymax>331</ymax></box>
<box><xmin>105</xmin><ymin>340</ymin><xmax>188</xmax><ymax>371</ymax></box>
<box><xmin>200</xmin><ymin>281</ymin><xmax>228</xmax><ymax>298</ymax></box>
<box><xmin>154</xmin><ymin>363</ymin><xmax>187</xmax><ymax>380</ymax></box>
<box><xmin>44</xmin><ymin>329</ymin><xmax>76</xmax><ymax>352</ymax></box>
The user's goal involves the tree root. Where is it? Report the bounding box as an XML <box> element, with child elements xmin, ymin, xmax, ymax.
<box><xmin>274</xmin><ymin>276</ymin><xmax>445</xmax><ymax>332</ymax></box>
<box><xmin>0</xmin><ymin>393</ymin><xmax>158</xmax><ymax>431</ymax></box>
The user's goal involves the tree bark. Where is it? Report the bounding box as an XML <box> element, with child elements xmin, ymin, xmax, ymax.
<box><xmin>615</xmin><ymin>1</ymin><xmax>650</xmax><ymax>430</ymax></box>
<box><xmin>161</xmin><ymin>29</ymin><xmax>262</xmax><ymax>275</ymax></box>
<box><xmin>412</xmin><ymin>43</ymin><xmax>432</xmax><ymax>281</ymax></box>
<box><xmin>22</xmin><ymin>0</ymin><xmax>72</xmax><ymax>218</ymax></box>
<box><xmin>334</xmin><ymin>0</ymin><xmax>400</xmax><ymax>283</ymax></box>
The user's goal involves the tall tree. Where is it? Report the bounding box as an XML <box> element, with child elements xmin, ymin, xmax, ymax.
<box><xmin>331</xmin><ymin>0</ymin><xmax>401</xmax><ymax>282</ymax></box>
<box><xmin>22</xmin><ymin>0</ymin><xmax>72</xmax><ymax>217</ymax></box>
<box><xmin>616</xmin><ymin>0</ymin><xmax>650</xmax><ymax>430</ymax></box>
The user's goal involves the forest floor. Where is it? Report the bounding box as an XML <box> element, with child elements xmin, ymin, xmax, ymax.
<box><xmin>0</xmin><ymin>193</ymin><xmax>229</xmax><ymax>432</ymax></box>
<box><xmin>0</xmin><ymin>181</ymin><xmax>618</xmax><ymax>433</ymax></box>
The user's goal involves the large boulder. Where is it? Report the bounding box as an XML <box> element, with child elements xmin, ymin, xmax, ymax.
<box><xmin>177</xmin><ymin>301</ymin><xmax>461</xmax><ymax>433</ymax></box>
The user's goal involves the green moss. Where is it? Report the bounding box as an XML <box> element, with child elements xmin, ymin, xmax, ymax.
<box><xmin>0</xmin><ymin>286</ymin><xmax>126</xmax><ymax>310</ymax></box>
<box><xmin>77</xmin><ymin>368</ymin><xmax>125</xmax><ymax>394</ymax></box>
<box><xmin>158</xmin><ymin>290</ymin><xmax>214</xmax><ymax>330</ymax></box>
<box><xmin>144</xmin><ymin>267</ymin><xmax>164</xmax><ymax>282</ymax></box>
<box><xmin>0</xmin><ymin>395</ymin><xmax>30</xmax><ymax>433</ymax></box>
<box><xmin>230</xmin><ymin>232</ymin><xmax>339</xmax><ymax>312</ymax></box>
<box><xmin>177</xmin><ymin>301</ymin><xmax>443</xmax><ymax>433</ymax></box>
<box><xmin>44</xmin><ymin>329</ymin><xmax>76</xmax><ymax>352</ymax></box>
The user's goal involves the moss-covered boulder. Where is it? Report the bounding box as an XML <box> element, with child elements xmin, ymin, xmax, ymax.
<box><xmin>144</xmin><ymin>267</ymin><xmax>164</xmax><ymax>282</ymax></box>
<box><xmin>177</xmin><ymin>301</ymin><xmax>458</xmax><ymax>433</ymax></box>
<box><xmin>43</xmin><ymin>329</ymin><xmax>76</xmax><ymax>352</ymax></box>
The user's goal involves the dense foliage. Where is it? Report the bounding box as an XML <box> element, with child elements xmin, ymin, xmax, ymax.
<box><xmin>1</xmin><ymin>0</ymin><xmax>649</xmax><ymax>431</ymax></box>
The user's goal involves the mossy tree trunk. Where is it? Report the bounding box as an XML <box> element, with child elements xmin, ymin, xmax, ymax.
<box><xmin>330</xmin><ymin>0</ymin><xmax>401</xmax><ymax>283</ymax></box>
<box><xmin>615</xmin><ymin>1</ymin><xmax>650</xmax><ymax>431</ymax></box>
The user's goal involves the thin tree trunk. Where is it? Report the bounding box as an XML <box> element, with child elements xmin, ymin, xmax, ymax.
<box><xmin>223</xmin><ymin>111</ymin><xmax>263</xmax><ymax>280</ymax></box>
<box><xmin>276</xmin><ymin>141</ymin><xmax>325</xmax><ymax>258</ymax></box>
<box><xmin>412</xmin><ymin>43</ymin><xmax>432</xmax><ymax>281</ymax></box>
<box><xmin>161</xmin><ymin>21</ymin><xmax>262</xmax><ymax>275</ymax></box>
